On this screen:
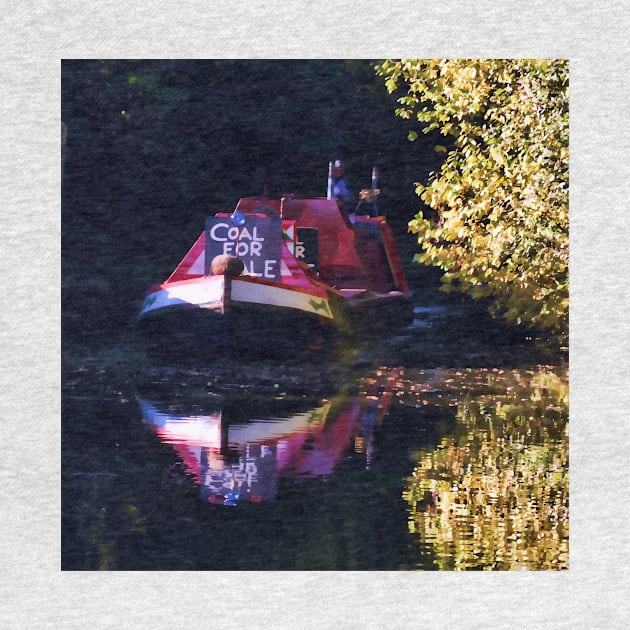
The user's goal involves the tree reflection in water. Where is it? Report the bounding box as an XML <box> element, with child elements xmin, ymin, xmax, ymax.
<box><xmin>402</xmin><ymin>365</ymin><xmax>568</xmax><ymax>570</ymax></box>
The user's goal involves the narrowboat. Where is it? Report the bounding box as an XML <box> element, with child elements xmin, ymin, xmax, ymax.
<box><xmin>137</xmin><ymin>175</ymin><xmax>413</xmax><ymax>353</ymax></box>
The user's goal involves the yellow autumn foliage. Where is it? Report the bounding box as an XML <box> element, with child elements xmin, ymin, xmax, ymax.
<box><xmin>376</xmin><ymin>59</ymin><xmax>569</xmax><ymax>337</ymax></box>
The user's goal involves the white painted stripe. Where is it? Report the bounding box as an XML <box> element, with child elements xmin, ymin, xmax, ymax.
<box><xmin>140</xmin><ymin>276</ymin><xmax>334</xmax><ymax>321</ymax></box>
<box><xmin>230</xmin><ymin>280</ymin><xmax>333</xmax><ymax>319</ymax></box>
<box><xmin>139</xmin><ymin>277</ymin><xmax>224</xmax><ymax>316</ymax></box>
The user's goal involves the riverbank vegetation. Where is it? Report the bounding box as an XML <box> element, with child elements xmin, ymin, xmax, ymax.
<box><xmin>377</xmin><ymin>60</ymin><xmax>569</xmax><ymax>339</ymax></box>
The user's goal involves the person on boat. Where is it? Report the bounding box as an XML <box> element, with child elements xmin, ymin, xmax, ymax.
<box><xmin>330</xmin><ymin>160</ymin><xmax>354</xmax><ymax>212</ymax></box>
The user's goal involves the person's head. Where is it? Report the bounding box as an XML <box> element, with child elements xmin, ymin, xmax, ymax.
<box><xmin>332</xmin><ymin>159</ymin><xmax>345</xmax><ymax>178</ymax></box>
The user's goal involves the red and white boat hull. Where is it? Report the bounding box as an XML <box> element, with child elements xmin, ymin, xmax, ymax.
<box><xmin>137</xmin><ymin>197</ymin><xmax>413</xmax><ymax>353</ymax></box>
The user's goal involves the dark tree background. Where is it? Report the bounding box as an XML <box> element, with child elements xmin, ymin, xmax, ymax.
<box><xmin>61</xmin><ymin>60</ymin><xmax>442</xmax><ymax>345</ymax></box>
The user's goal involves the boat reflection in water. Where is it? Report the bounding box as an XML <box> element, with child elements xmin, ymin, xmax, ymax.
<box><xmin>137</xmin><ymin>369</ymin><xmax>401</xmax><ymax>505</ymax></box>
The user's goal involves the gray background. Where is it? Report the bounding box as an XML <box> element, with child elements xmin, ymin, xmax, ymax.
<box><xmin>2</xmin><ymin>0</ymin><xmax>628</xmax><ymax>627</ymax></box>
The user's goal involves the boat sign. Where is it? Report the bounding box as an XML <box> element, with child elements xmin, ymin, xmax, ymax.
<box><xmin>205</xmin><ymin>216</ymin><xmax>282</xmax><ymax>280</ymax></box>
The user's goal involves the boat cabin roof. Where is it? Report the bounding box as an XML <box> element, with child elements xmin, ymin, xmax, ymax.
<box><xmin>164</xmin><ymin>197</ymin><xmax>408</xmax><ymax>294</ymax></box>
<box><xmin>235</xmin><ymin>197</ymin><xmax>366</xmax><ymax>288</ymax></box>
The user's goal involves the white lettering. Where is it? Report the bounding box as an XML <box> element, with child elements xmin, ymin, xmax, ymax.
<box><xmin>264</xmin><ymin>259</ymin><xmax>276</xmax><ymax>278</ymax></box>
<box><xmin>209</xmin><ymin>218</ymin><xmax>280</xmax><ymax>279</ymax></box>
<box><xmin>209</xmin><ymin>222</ymin><xmax>229</xmax><ymax>241</ymax></box>
<box><xmin>243</xmin><ymin>260</ymin><xmax>261</xmax><ymax>277</ymax></box>
<box><xmin>296</xmin><ymin>244</ymin><xmax>305</xmax><ymax>258</ymax></box>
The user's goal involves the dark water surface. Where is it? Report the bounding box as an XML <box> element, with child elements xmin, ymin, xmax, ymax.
<box><xmin>62</xmin><ymin>301</ymin><xmax>568</xmax><ymax>570</ymax></box>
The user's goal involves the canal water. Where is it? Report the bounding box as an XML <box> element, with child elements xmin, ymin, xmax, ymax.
<box><xmin>61</xmin><ymin>299</ymin><xmax>568</xmax><ymax>571</ymax></box>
